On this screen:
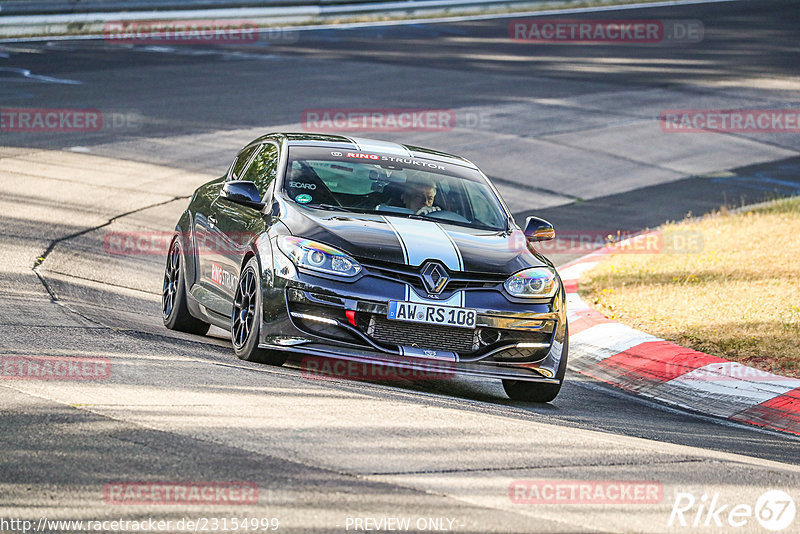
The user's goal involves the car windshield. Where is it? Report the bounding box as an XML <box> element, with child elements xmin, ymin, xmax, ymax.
<box><xmin>283</xmin><ymin>146</ymin><xmax>508</xmax><ymax>231</ymax></box>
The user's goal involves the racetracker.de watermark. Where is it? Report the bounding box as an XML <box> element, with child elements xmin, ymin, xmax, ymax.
<box><xmin>0</xmin><ymin>517</ymin><xmax>280</xmax><ymax>533</ymax></box>
<box><xmin>508</xmin><ymin>229</ymin><xmax>704</xmax><ymax>255</ymax></box>
<box><xmin>104</xmin><ymin>482</ymin><xmax>259</xmax><ymax>505</ymax></box>
<box><xmin>509</xmin><ymin>479</ymin><xmax>663</xmax><ymax>504</ymax></box>
<box><xmin>104</xmin><ymin>231</ymin><xmax>257</xmax><ymax>256</ymax></box>
<box><xmin>509</xmin><ymin>19</ymin><xmax>703</xmax><ymax>44</ymax></box>
<box><xmin>660</xmin><ymin>109</ymin><xmax>800</xmax><ymax>133</ymax></box>
<box><xmin>0</xmin><ymin>108</ymin><xmax>140</xmax><ymax>133</ymax></box>
<box><xmin>104</xmin><ymin>20</ymin><xmax>298</xmax><ymax>44</ymax></box>
<box><xmin>0</xmin><ymin>356</ymin><xmax>111</xmax><ymax>381</ymax></box>
<box><xmin>301</xmin><ymin>109</ymin><xmax>490</xmax><ymax>132</ymax></box>
<box><xmin>300</xmin><ymin>357</ymin><xmax>455</xmax><ymax>382</ymax></box>
<box><xmin>666</xmin><ymin>361</ymin><xmax>800</xmax><ymax>382</ymax></box>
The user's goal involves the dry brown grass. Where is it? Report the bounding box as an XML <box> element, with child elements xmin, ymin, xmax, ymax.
<box><xmin>580</xmin><ymin>196</ymin><xmax>800</xmax><ymax>377</ymax></box>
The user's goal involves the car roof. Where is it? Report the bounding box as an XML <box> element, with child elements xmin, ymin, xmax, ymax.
<box><xmin>255</xmin><ymin>132</ymin><xmax>478</xmax><ymax>170</ymax></box>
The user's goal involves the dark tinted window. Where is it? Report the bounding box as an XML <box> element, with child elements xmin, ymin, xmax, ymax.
<box><xmin>242</xmin><ymin>143</ymin><xmax>280</xmax><ymax>197</ymax></box>
<box><xmin>230</xmin><ymin>145</ymin><xmax>258</xmax><ymax>180</ymax></box>
<box><xmin>283</xmin><ymin>146</ymin><xmax>508</xmax><ymax>231</ymax></box>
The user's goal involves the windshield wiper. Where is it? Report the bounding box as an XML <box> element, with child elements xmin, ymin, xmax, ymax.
<box><xmin>307</xmin><ymin>203</ymin><xmax>373</xmax><ymax>214</ymax></box>
<box><xmin>408</xmin><ymin>213</ymin><xmax>450</xmax><ymax>223</ymax></box>
<box><xmin>306</xmin><ymin>203</ymin><xmax>341</xmax><ymax>210</ymax></box>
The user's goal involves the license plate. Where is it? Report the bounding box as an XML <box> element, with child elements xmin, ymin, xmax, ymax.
<box><xmin>387</xmin><ymin>301</ymin><xmax>477</xmax><ymax>329</ymax></box>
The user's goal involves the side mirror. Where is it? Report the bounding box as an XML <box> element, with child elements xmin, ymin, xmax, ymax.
<box><xmin>523</xmin><ymin>216</ymin><xmax>555</xmax><ymax>242</ymax></box>
<box><xmin>221</xmin><ymin>181</ymin><xmax>265</xmax><ymax>211</ymax></box>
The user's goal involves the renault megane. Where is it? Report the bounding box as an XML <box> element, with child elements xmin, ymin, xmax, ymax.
<box><xmin>162</xmin><ymin>133</ymin><xmax>568</xmax><ymax>402</ymax></box>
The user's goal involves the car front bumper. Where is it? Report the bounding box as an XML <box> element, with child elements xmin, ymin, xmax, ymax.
<box><xmin>258</xmin><ymin>268</ymin><xmax>568</xmax><ymax>383</ymax></box>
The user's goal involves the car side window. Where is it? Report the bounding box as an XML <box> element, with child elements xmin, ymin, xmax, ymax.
<box><xmin>241</xmin><ymin>143</ymin><xmax>280</xmax><ymax>197</ymax></box>
<box><xmin>230</xmin><ymin>145</ymin><xmax>258</xmax><ymax>180</ymax></box>
<box><xmin>463</xmin><ymin>181</ymin><xmax>504</xmax><ymax>228</ymax></box>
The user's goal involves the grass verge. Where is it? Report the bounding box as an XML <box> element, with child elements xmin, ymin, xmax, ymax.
<box><xmin>579</xmin><ymin>196</ymin><xmax>800</xmax><ymax>377</ymax></box>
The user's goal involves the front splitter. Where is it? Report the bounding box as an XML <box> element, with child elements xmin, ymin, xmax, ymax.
<box><xmin>260</xmin><ymin>341</ymin><xmax>560</xmax><ymax>383</ymax></box>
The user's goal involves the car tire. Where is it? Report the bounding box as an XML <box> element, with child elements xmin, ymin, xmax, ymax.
<box><xmin>502</xmin><ymin>327</ymin><xmax>569</xmax><ymax>403</ymax></box>
<box><xmin>231</xmin><ymin>256</ymin><xmax>287</xmax><ymax>366</ymax></box>
<box><xmin>163</xmin><ymin>237</ymin><xmax>211</xmax><ymax>335</ymax></box>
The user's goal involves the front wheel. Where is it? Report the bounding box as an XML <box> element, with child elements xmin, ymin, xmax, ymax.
<box><xmin>162</xmin><ymin>237</ymin><xmax>210</xmax><ymax>335</ymax></box>
<box><xmin>231</xmin><ymin>257</ymin><xmax>287</xmax><ymax>366</ymax></box>
<box><xmin>502</xmin><ymin>328</ymin><xmax>569</xmax><ymax>403</ymax></box>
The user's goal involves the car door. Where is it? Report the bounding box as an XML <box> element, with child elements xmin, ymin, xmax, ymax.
<box><xmin>193</xmin><ymin>144</ymin><xmax>259</xmax><ymax>316</ymax></box>
<box><xmin>201</xmin><ymin>141</ymin><xmax>281</xmax><ymax>318</ymax></box>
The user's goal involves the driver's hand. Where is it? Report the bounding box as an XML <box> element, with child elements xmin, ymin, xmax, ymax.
<box><xmin>415</xmin><ymin>206</ymin><xmax>441</xmax><ymax>215</ymax></box>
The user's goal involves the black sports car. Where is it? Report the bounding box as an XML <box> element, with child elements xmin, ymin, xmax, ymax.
<box><xmin>162</xmin><ymin>133</ymin><xmax>568</xmax><ymax>402</ymax></box>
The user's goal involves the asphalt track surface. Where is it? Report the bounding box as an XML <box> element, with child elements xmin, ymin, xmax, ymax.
<box><xmin>1</xmin><ymin>0</ymin><xmax>800</xmax><ymax>532</ymax></box>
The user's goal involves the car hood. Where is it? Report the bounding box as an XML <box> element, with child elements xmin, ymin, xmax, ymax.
<box><xmin>280</xmin><ymin>202</ymin><xmax>549</xmax><ymax>275</ymax></box>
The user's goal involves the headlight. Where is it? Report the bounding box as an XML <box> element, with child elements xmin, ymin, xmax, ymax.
<box><xmin>504</xmin><ymin>267</ymin><xmax>558</xmax><ymax>298</ymax></box>
<box><xmin>277</xmin><ymin>236</ymin><xmax>361</xmax><ymax>277</ymax></box>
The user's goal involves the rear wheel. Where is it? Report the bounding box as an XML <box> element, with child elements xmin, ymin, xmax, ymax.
<box><xmin>162</xmin><ymin>237</ymin><xmax>210</xmax><ymax>335</ymax></box>
<box><xmin>231</xmin><ymin>257</ymin><xmax>287</xmax><ymax>366</ymax></box>
<box><xmin>502</xmin><ymin>328</ymin><xmax>569</xmax><ymax>403</ymax></box>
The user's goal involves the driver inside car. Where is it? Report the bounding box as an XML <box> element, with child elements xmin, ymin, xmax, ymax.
<box><xmin>401</xmin><ymin>177</ymin><xmax>441</xmax><ymax>215</ymax></box>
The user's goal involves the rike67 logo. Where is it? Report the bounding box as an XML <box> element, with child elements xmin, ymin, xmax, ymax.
<box><xmin>669</xmin><ymin>490</ymin><xmax>796</xmax><ymax>531</ymax></box>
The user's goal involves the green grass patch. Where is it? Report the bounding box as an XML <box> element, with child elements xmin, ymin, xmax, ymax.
<box><xmin>580</xmin><ymin>196</ymin><xmax>800</xmax><ymax>377</ymax></box>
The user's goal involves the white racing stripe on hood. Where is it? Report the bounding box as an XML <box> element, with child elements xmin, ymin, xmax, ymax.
<box><xmin>384</xmin><ymin>217</ymin><xmax>463</xmax><ymax>271</ymax></box>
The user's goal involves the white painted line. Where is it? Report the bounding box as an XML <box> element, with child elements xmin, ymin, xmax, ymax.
<box><xmin>571</xmin><ymin>322</ymin><xmax>661</xmax><ymax>363</ymax></box>
<box><xmin>650</xmin><ymin>362</ymin><xmax>800</xmax><ymax>418</ymax></box>
<box><xmin>568</xmin><ymin>373</ymin><xmax>800</xmax><ymax>442</ymax></box>
<box><xmin>0</xmin><ymin>67</ymin><xmax>81</xmax><ymax>84</ymax></box>
<box><xmin>691</xmin><ymin>362</ymin><xmax>800</xmax><ymax>388</ymax></box>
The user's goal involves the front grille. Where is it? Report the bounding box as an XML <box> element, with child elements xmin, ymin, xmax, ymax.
<box><xmin>359</xmin><ymin>259</ymin><xmax>506</xmax><ymax>294</ymax></box>
<box><xmin>368</xmin><ymin>315</ymin><xmax>477</xmax><ymax>354</ymax></box>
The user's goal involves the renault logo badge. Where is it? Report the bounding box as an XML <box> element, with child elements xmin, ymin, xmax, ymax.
<box><xmin>420</xmin><ymin>262</ymin><xmax>449</xmax><ymax>294</ymax></box>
